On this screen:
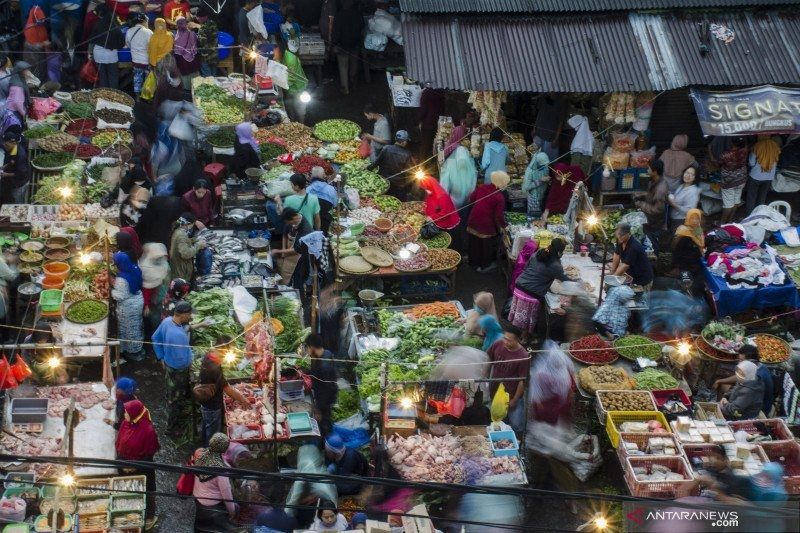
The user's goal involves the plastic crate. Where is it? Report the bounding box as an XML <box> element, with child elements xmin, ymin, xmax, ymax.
<box><xmin>39</xmin><ymin>289</ymin><xmax>63</xmax><ymax>313</ymax></box>
<box><xmin>624</xmin><ymin>456</ymin><xmax>696</xmax><ymax>499</ymax></box>
<box><xmin>727</xmin><ymin>418</ymin><xmax>793</xmax><ymax>442</ymax></box>
<box><xmin>616</xmin><ymin>432</ymin><xmax>684</xmax><ymax>464</ymax></box>
<box><xmin>616</xmin><ymin>168</ymin><xmax>640</xmax><ymax>191</ymax></box>
<box><xmin>606</xmin><ymin>411</ymin><xmax>670</xmax><ymax>448</ymax></box>
<box><xmin>682</xmin><ymin>443</ymin><xmax>769</xmax><ymax>474</ymax></box>
<box><xmin>652</xmin><ymin>389</ymin><xmax>692</xmax><ymax>408</ymax></box>
<box><xmin>695</xmin><ymin>401</ymin><xmax>724</xmax><ymax>422</ymax></box>
<box><xmin>488</xmin><ymin>430</ymin><xmax>519</xmax><ymax>457</ymax></box>
<box><xmin>109</xmin><ymin>476</ymin><xmax>146</xmax><ymax>494</ymax></box>
<box><xmin>595</xmin><ymin>390</ymin><xmax>656</xmax><ymax>424</ymax></box>
<box><xmin>759</xmin><ymin>441</ymin><xmax>800</xmax><ymax>494</ymax></box>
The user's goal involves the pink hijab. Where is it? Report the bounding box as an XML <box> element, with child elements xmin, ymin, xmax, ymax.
<box><xmin>173</xmin><ymin>17</ymin><xmax>198</xmax><ymax>63</ymax></box>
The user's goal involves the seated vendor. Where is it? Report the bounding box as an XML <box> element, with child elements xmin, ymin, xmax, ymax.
<box><xmin>713</xmin><ymin>345</ymin><xmax>775</xmax><ymax>415</ymax></box>
<box><xmin>608</xmin><ymin>222</ymin><xmax>653</xmax><ymax>290</ymax></box>
<box><xmin>592</xmin><ymin>286</ymin><xmax>635</xmax><ymax>339</ymax></box>
<box><xmin>720</xmin><ymin>360</ymin><xmax>765</xmax><ymax>421</ymax></box>
<box><xmin>324</xmin><ymin>435</ymin><xmax>368</xmax><ymax>496</ymax></box>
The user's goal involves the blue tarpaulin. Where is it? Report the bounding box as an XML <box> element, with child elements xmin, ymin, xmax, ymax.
<box><xmin>703</xmin><ymin>264</ymin><xmax>800</xmax><ymax>316</ymax></box>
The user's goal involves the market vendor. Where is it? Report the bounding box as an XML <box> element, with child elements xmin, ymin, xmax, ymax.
<box><xmin>667</xmin><ymin>164</ymin><xmax>701</xmax><ymax>234</ymax></box>
<box><xmin>368</xmin><ymin>130</ymin><xmax>416</xmax><ymax>201</ymax></box>
<box><xmin>659</xmin><ymin>134</ymin><xmax>695</xmax><ymax>193</ymax></box>
<box><xmin>720</xmin><ymin>360</ymin><xmax>766</xmax><ymax>420</ymax></box>
<box><xmin>22</xmin><ymin>320</ymin><xmax>68</xmax><ymax>384</ymax></box>
<box><xmin>282</xmin><ymin>173</ymin><xmax>321</xmax><ymax>230</ymax></box>
<box><xmin>713</xmin><ymin>345</ymin><xmax>775</xmax><ymax>416</ymax></box>
<box><xmin>231</xmin><ymin>121</ymin><xmax>262</xmax><ymax>181</ymax></box>
<box><xmin>273</xmin><ymin>208</ymin><xmax>312</xmax><ymax>286</ymax></box>
<box><xmin>634</xmin><ymin>159</ymin><xmax>668</xmax><ymax>252</ymax></box>
<box><xmin>323</xmin><ymin>435</ymin><xmax>368</xmax><ymax>496</ymax></box>
<box><xmin>182</xmin><ymin>179</ymin><xmax>217</xmax><ymax>227</ymax></box>
<box><xmin>608</xmin><ymin>222</ymin><xmax>653</xmax><ymax>290</ymax></box>
<box><xmin>1</xmin><ymin>131</ymin><xmax>30</xmax><ymax>204</ymax></box>
<box><xmin>163</xmin><ymin>0</ymin><xmax>190</xmax><ymax>27</ymax></box>
<box><xmin>592</xmin><ymin>285</ymin><xmax>635</xmax><ymax>338</ymax></box>
<box><xmin>487</xmin><ymin>325</ymin><xmax>529</xmax><ymax>433</ymax></box>
<box><xmin>307</xmin><ymin>166</ymin><xmax>338</xmax><ymax>234</ymax></box>
<box><xmin>306</xmin><ymin>334</ymin><xmax>338</xmax><ymax>434</ymax></box>
<box><xmin>466</xmin><ymin>171</ymin><xmax>508</xmax><ymax>273</ymax></box>
<box><xmin>161</xmin><ymin>277</ymin><xmax>191</xmax><ymax>319</ymax></box>
<box><xmin>464</xmin><ymin>292</ymin><xmax>498</xmax><ymax>338</ymax></box>
<box><xmin>196</xmin><ymin>337</ymin><xmax>251</xmax><ymax>446</ymax></box>
<box><xmin>542</xmin><ymin>162</ymin><xmax>586</xmax><ymax>219</ymax></box>
<box><xmin>511</xmin><ymin>238</ymin><xmax>568</xmax><ymax>337</ymax></box>
<box><xmin>0</xmin><ymin>249</ymin><xmax>18</xmax><ymax>338</ymax></box>
<box><xmin>168</xmin><ymin>212</ymin><xmax>207</xmax><ymax>281</ymax></box>
<box><xmin>363</xmin><ymin>103</ymin><xmax>391</xmax><ymax>162</ymax></box>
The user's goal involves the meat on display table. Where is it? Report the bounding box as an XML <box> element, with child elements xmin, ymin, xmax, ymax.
<box><xmin>2</xmin><ymin>383</ymin><xmax>117</xmax><ymax>477</ymax></box>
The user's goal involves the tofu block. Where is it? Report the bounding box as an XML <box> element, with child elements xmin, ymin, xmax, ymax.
<box><xmin>736</xmin><ymin>445</ymin><xmax>752</xmax><ymax>460</ymax></box>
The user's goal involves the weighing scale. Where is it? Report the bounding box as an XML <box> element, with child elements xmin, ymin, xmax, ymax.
<box><xmin>383</xmin><ymin>401</ymin><xmax>416</xmax><ymax>431</ymax></box>
<box><xmin>358</xmin><ymin>289</ymin><xmax>384</xmax><ymax>333</ymax></box>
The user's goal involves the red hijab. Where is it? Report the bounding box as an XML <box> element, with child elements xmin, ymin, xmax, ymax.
<box><xmin>119</xmin><ymin>227</ymin><xmax>143</xmax><ymax>260</ymax></box>
<box><xmin>116</xmin><ymin>400</ymin><xmax>160</xmax><ymax>460</ymax></box>
<box><xmin>24</xmin><ymin>6</ymin><xmax>48</xmax><ymax>45</ymax></box>
<box><xmin>419</xmin><ymin>176</ymin><xmax>460</xmax><ymax>230</ymax></box>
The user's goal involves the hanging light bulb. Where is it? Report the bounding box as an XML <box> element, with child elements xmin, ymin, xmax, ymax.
<box><xmin>586</xmin><ymin>214</ymin><xmax>600</xmax><ymax>227</ymax></box>
<box><xmin>399</xmin><ymin>397</ymin><xmax>413</xmax><ymax>410</ymax></box>
<box><xmin>602</xmin><ymin>166</ymin><xmax>611</xmax><ymax>179</ymax></box>
<box><xmin>299</xmin><ymin>91</ymin><xmax>311</xmax><ymax>103</ymax></box>
<box><xmin>223</xmin><ymin>350</ymin><xmax>237</xmax><ymax>364</ymax></box>
<box><xmin>79</xmin><ymin>253</ymin><xmax>90</xmax><ymax>265</ymax></box>
<box><xmin>59</xmin><ymin>473</ymin><xmax>74</xmax><ymax>487</ymax></box>
<box><xmin>248</xmin><ymin>48</ymin><xmax>258</xmax><ymax>60</ymax></box>
<box><xmin>60</xmin><ymin>186</ymin><xmax>72</xmax><ymax>199</ymax></box>
<box><xmin>47</xmin><ymin>356</ymin><xmax>61</xmax><ymax>369</ymax></box>
<box><xmin>414</xmin><ymin>170</ymin><xmax>425</xmax><ymax>181</ymax></box>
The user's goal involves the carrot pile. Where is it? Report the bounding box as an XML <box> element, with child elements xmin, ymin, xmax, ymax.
<box><xmin>404</xmin><ymin>302</ymin><xmax>461</xmax><ymax>320</ymax></box>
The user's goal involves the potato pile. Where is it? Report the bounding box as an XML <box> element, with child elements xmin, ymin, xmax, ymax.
<box><xmin>598</xmin><ymin>391</ymin><xmax>654</xmax><ymax>412</ymax></box>
<box><xmin>579</xmin><ymin>365</ymin><xmax>633</xmax><ymax>394</ymax></box>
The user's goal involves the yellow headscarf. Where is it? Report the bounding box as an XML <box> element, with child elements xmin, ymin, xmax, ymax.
<box><xmin>753</xmin><ymin>136</ymin><xmax>781</xmax><ymax>172</ymax></box>
<box><xmin>675</xmin><ymin>208</ymin><xmax>704</xmax><ymax>249</ymax></box>
<box><xmin>148</xmin><ymin>18</ymin><xmax>174</xmax><ymax>67</ymax></box>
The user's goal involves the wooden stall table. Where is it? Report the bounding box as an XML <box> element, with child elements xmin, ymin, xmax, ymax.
<box><xmin>335</xmin><ymin>259</ymin><xmax>458</xmax><ymax>301</ymax></box>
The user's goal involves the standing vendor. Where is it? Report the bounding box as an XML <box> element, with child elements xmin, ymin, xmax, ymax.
<box><xmin>168</xmin><ymin>212</ymin><xmax>207</xmax><ymax>281</ymax></box>
<box><xmin>273</xmin><ymin>208</ymin><xmax>312</xmax><ymax>287</ymax></box>
<box><xmin>608</xmin><ymin>222</ymin><xmax>653</xmax><ymax>290</ymax></box>
<box><xmin>487</xmin><ymin>325</ymin><xmax>529</xmax><ymax>433</ymax></box>
<box><xmin>2</xmin><ymin>131</ymin><xmax>30</xmax><ymax>203</ymax></box>
<box><xmin>323</xmin><ymin>434</ymin><xmax>368</xmax><ymax>496</ymax></box>
<box><xmin>305</xmin><ymin>334</ymin><xmax>338</xmax><ymax>435</ymax></box>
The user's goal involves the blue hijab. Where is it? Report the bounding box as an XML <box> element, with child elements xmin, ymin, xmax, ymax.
<box><xmin>480</xmin><ymin>314</ymin><xmax>504</xmax><ymax>351</ymax></box>
<box><xmin>113</xmin><ymin>251</ymin><xmax>143</xmax><ymax>295</ymax></box>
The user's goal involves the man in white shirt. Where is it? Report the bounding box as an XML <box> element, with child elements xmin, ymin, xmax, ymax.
<box><xmin>125</xmin><ymin>13</ymin><xmax>153</xmax><ymax>96</ymax></box>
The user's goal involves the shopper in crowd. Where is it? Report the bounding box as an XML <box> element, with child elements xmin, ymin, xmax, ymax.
<box><xmin>309</xmin><ymin>501</ymin><xmax>348</xmax><ymax>531</ymax></box>
<box><xmin>487</xmin><ymin>325</ymin><xmax>528</xmax><ymax>432</ymax></box>
<box><xmin>350</xmin><ymin>513</ymin><xmax>368</xmax><ymax>531</ymax></box>
<box><xmin>193</xmin><ymin>433</ymin><xmax>238</xmax><ymax>529</ymax></box>
<box><xmin>659</xmin><ymin>134</ymin><xmax>696</xmax><ymax>193</ymax></box>
<box><xmin>307</xmin><ymin>166</ymin><xmax>337</xmax><ymax>234</ymax></box>
<box><xmin>161</xmin><ymin>278</ymin><xmax>191</xmax><ymax>319</ymax></box>
<box><xmin>153</xmin><ymin>52</ymin><xmax>186</xmax><ymax>107</ymax></box>
<box><xmin>112</xmin><ymin>249</ymin><xmax>146</xmax><ymax>361</ymax></box>
<box><xmin>671</xmin><ymin>208</ymin><xmax>705</xmax><ymax>295</ymax></box>
<box><xmin>750</xmin><ymin>463</ymin><xmax>787</xmax><ymax>504</ymax></box>
<box><xmin>529</xmin><ymin>341</ymin><xmax>575</xmax><ymax>426</ymax></box>
<box><xmin>440</xmin><ymin>145</ymin><xmax>478</xmax><ymax>208</ymax></box>
<box><xmin>90</xmin><ymin>4</ymin><xmax>125</xmax><ymax>89</ymax></box>
<box><xmin>163</xmin><ymin>0</ymin><xmax>190</xmax><ymax>27</ymax></box>
<box><xmin>368</xmin><ymin>130</ymin><xmax>416</xmax><ymax>201</ymax></box>
<box><xmin>667</xmin><ymin>164</ymin><xmax>701</xmax><ymax>234</ymax></box>
<box><xmin>511</xmin><ymin>238</ymin><xmax>568</xmax><ymax>337</ymax></box>
<box><xmin>444</xmin><ymin>111</ymin><xmax>476</xmax><ymax>159</ymax></box>
<box><xmin>533</xmin><ymin>94</ymin><xmax>567</xmax><ymax>160</ymax></box>
<box><xmin>567</xmin><ymin>114</ymin><xmax>594</xmax><ymax>175</ymax></box>
<box><xmin>232</xmin><ymin>122</ymin><xmax>262</xmax><ymax>180</ymax></box>
<box><xmin>282</xmin><ymin>173</ymin><xmax>321</xmax><ymax>229</ymax></box>
<box><xmin>237</xmin><ymin>0</ymin><xmax>259</xmax><ymax>48</ymax></box>
<box><xmin>719</xmin><ymin>137</ymin><xmax>749</xmax><ymax>224</ymax></box>
<box><xmin>254</xmin><ymin>482</ymin><xmax>298</xmax><ymax>533</ymax></box>
<box><xmin>720</xmin><ymin>359</ymin><xmax>765</xmax><ymax>420</ymax></box>
<box><xmin>466</xmin><ymin>170</ymin><xmax>508</xmax><ymax>272</ymax></box>
<box><xmin>1</xmin><ymin>131</ymin><xmax>30</xmax><ymax>203</ymax></box>
<box><xmin>196</xmin><ymin>3</ymin><xmax>219</xmax><ymax>76</ymax></box>
<box><xmin>108</xmin><ymin>376</ymin><xmax>137</xmax><ymax>430</ymax></box>
<box><xmin>273</xmin><ymin>208</ymin><xmax>313</xmax><ymax>287</ymax></box>
<box><xmin>330</xmin><ymin>0</ymin><xmax>363</xmax><ymax>95</ymax></box>
<box><xmin>609</xmin><ymin>222</ymin><xmax>653</xmax><ymax>289</ymax></box>
<box><xmin>418</xmin><ymin>83</ymin><xmax>445</xmax><ymax>159</ymax></box>
<box><xmin>324</xmin><ymin>434</ymin><xmax>368</xmax><ymax>495</ymax></box>
<box><xmin>0</xmin><ymin>55</ymin><xmax>12</xmax><ymax>113</ymax></box>
<box><xmin>168</xmin><ymin>212</ymin><xmax>207</xmax><ymax>281</ymax></box>
<box><xmin>6</xmin><ymin>61</ymin><xmax>31</xmax><ymax>121</ymax></box>
<box><xmin>22</xmin><ymin>5</ymin><xmax>49</xmax><ymax>81</ymax></box>
<box><xmin>363</xmin><ymin>104</ymin><xmax>391</xmax><ymax>162</ymax></box>
<box><xmin>419</xmin><ymin>175</ymin><xmax>460</xmax><ymax>231</ymax></box>
<box><xmin>692</xmin><ymin>445</ymin><xmax>752</xmax><ymax>503</ymax></box>
<box><xmin>635</xmin><ymin>159</ymin><xmax>668</xmax><ymax>252</ymax></box>
<box><xmin>182</xmin><ymin>179</ymin><xmax>216</xmax><ymax>227</ymax></box>
<box><xmin>464</xmin><ymin>292</ymin><xmax>499</xmax><ymax>339</ymax></box>
<box><xmin>173</xmin><ymin>16</ymin><xmax>200</xmax><ymax>90</ymax></box>
<box><xmin>152</xmin><ymin>300</ymin><xmax>196</xmax><ymax>437</ymax></box>
<box><xmin>196</xmin><ymin>337</ymin><xmax>251</xmax><ymax>446</ymax></box>
<box><xmin>126</xmin><ymin>13</ymin><xmax>153</xmax><ymax>97</ymax></box>
<box><xmin>713</xmin><ymin>345</ymin><xmax>775</xmax><ymax>416</ymax></box>
<box><xmin>116</xmin><ymin>399</ymin><xmax>160</xmax><ymax>529</ymax></box>
<box><xmin>148</xmin><ymin>17</ymin><xmax>174</xmax><ymax>68</ymax></box>
<box><xmin>118</xmin><ymin>227</ymin><xmax>144</xmax><ymax>260</ymax></box>
<box><xmin>480</xmin><ymin>313</ymin><xmax>504</xmax><ymax>352</ymax></box>
<box><xmin>522</xmin><ymin>149</ymin><xmax>550</xmax><ymax>219</ymax></box>
<box><xmin>543</xmin><ymin>162</ymin><xmax>587</xmax><ymax>219</ymax></box>
<box><xmin>480</xmin><ymin>128</ymin><xmax>508</xmax><ymax>184</ymax></box>
<box><xmin>305</xmin><ymin>334</ymin><xmax>338</xmax><ymax>434</ymax></box>
<box><xmin>139</xmin><ymin>243</ymin><xmax>170</xmax><ymax>335</ymax></box>
<box><xmin>746</xmin><ymin>135</ymin><xmax>782</xmax><ymax>214</ymax></box>
<box><xmin>593</xmin><ymin>285</ymin><xmax>636</xmax><ymax>338</ymax></box>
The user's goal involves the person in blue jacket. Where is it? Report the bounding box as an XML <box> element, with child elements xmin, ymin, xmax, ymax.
<box><xmin>323</xmin><ymin>434</ymin><xmax>368</xmax><ymax>496</ymax></box>
<box><xmin>480</xmin><ymin>128</ymin><xmax>508</xmax><ymax>184</ymax></box>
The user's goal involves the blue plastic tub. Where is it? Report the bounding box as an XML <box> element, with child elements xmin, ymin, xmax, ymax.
<box><xmin>218</xmin><ymin>31</ymin><xmax>234</xmax><ymax>60</ymax></box>
<box><xmin>488</xmin><ymin>430</ymin><xmax>520</xmax><ymax>457</ymax></box>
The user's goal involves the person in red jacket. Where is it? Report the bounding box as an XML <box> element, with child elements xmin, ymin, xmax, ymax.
<box><xmin>116</xmin><ymin>400</ymin><xmax>160</xmax><ymax>529</ymax></box>
<box><xmin>419</xmin><ymin>175</ymin><xmax>460</xmax><ymax>231</ymax></box>
<box><xmin>466</xmin><ymin>170</ymin><xmax>509</xmax><ymax>272</ymax></box>
<box><xmin>181</xmin><ymin>179</ymin><xmax>216</xmax><ymax>227</ymax></box>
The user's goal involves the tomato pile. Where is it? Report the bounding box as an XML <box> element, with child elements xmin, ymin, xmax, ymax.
<box><xmin>570</xmin><ymin>334</ymin><xmax>617</xmax><ymax>364</ymax></box>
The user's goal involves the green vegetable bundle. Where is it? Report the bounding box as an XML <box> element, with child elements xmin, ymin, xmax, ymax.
<box><xmin>506</xmin><ymin>212</ymin><xmax>528</xmax><ymax>225</ymax></box>
<box><xmin>64</xmin><ymin>102</ymin><xmax>93</xmax><ymax>118</ymax></box>
<box><xmin>207</xmin><ymin>127</ymin><xmax>236</xmax><ymax>147</ymax></box>
<box><xmin>260</xmin><ymin>142</ymin><xmax>288</xmax><ymax>162</ymax></box>
<box><xmin>85</xmin><ymin>180</ymin><xmax>113</xmax><ymax>202</ymax></box>
<box><xmin>313</xmin><ymin>119</ymin><xmax>361</xmax><ymax>142</ymax></box>
<box><xmin>194</xmin><ymin>83</ymin><xmax>246</xmax><ymax>124</ymax></box>
<box><xmin>32</xmin><ymin>151</ymin><xmax>73</xmax><ymax>169</ymax></box>
<box><xmin>26</xmin><ymin>125</ymin><xmax>57</xmax><ymax>139</ymax></box>
<box><xmin>614</xmin><ymin>335</ymin><xmax>661</xmax><ymax>361</ymax></box>
<box><xmin>332</xmin><ymin>389</ymin><xmax>361</xmax><ymax>421</ymax></box>
<box><xmin>374</xmin><ymin>195</ymin><xmax>401</xmax><ymax>211</ymax></box>
<box><xmin>32</xmin><ymin>170</ymin><xmax>84</xmax><ymax>204</ymax></box>
<box><xmin>340</xmin><ymin>161</ymin><xmax>389</xmax><ymax>197</ymax></box>
<box><xmin>634</xmin><ymin>368</ymin><xmax>678</xmax><ymax>391</ymax></box>
<box><xmin>261</xmin><ymin>165</ymin><xmax>292</xmax><ymax>183</ymax></box>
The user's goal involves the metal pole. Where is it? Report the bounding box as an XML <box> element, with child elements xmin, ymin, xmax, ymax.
<box><xmin>597</xmin><ymin>226</ymin><xmax>609</xmax><ymax>306</ymax></box>
<box><xmin>272</xmin><ymin>354</ymin><xmax>279</xmax><ymax>468</ymax></box>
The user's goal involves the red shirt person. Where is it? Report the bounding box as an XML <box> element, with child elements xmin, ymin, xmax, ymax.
<box><xmin>419</xmin><ymin>175</ymin><xmax>460</xmax><ymax>230</ymax></box>
<box><xmin>487</xmin><ymin>326</ymin><xmax>529</xmax><ymax>432</ymax></box>
<box><xmin>181</xmin><ymin>179</ymin><xmax>216</xmax><ymax>227</ymax></box>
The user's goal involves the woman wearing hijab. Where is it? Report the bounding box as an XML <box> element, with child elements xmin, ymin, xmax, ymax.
<box><xmin>659</xmin><ymin>134</ymin><xmax>696</xmax><ymax>193</ymax></box>
<box><xmin>512</xmin><ymin>239</ymin><xmax>569</xmax><ymax>337</ymax></box>
<box><xmin>419</xmin><ymin>175</ymin><xmax>460</xmax><ymax>231</ymax></box>
<box><xmin>161</xmin><ymin>278</ymin><xmax>191</xmax><ymax>319</ymax></box>
<box><xmin>542</xmin><ymin>162</ymin><xmax>586</xmax><ymax>219</ymax></box>
<box><xmin>746</xmin><ymin>135</ymin><xmax>782</xmax><ymax>214</ymax></box>
<box><xmin>721</xmin><ymin>360</ymin><xmax>765</xmax><ymax>420</ymax></box>
<box><xmin>465</xmin><ymin>292</ymin><xmax>498</xmax><ymax>337</ymax></box>
<box><xmin>22</xmin><ymin>6</ymin><xmax>49</xmax><ymax>81</ymax></box>
<box><xmin>182</xmin><ymin>179</ymin><xmax>217</xmax><ymax>227</ymax></box>
<box><xmin>6</xmin><ymin>62</ymin><xmax>32</xmax><ymax>120</ymax></box>
<box><xmin>116</xmin><ymin>399</ymin><xmax>160</xmax><ymax>529</ymax></box>
<box><xmin>153</xmin><ymin>54</ymin><xmax>186</xmax><ymax>107</ymax></box>
<box><xmin>169</xmin><ymin>212</ymin><xmax>207</xmax><ymax>281</ymax></box>
<box><xmin>671</xmin><ymin>208</ymin><xmax>705</xmax><ymax>295</ymax></box>
<box><xmin>90</xmin><ymin>4</ymin><xmax>125</xmax><ymax>88</ymax></box>
<box><xmin>467</xmin><ymin>171</ymin><xmax>509</xmax><ymax>272</ymax></box>
<box><xmin>592</xmin><ymin>285</ymin><xmax>635</xmax><ymax>338</ymax></box>
<box><xmin>479</xmin><ymin>314</ymin><xmax>504</xmax><ymax>352</ymax></box>
<box><xmin>444</xmin><ymin>112</ymin><xmax>476</xmax><ymax>159</ymax></box>
<box><xmin>193</xmin><ymin>433</ymin><xmax>238</xmax><ymax>530</ymax></box>
<box><xmin>108</xmin><ymin>376</ymin><xmax>138</xmax><ymax>431</ymax></box>
<box><xmin>112</xmin><ymin>249</ymin><xmax>146</xmax><ymax>361</ymax></box>
<box><xmin>173</xmin><ymin>16</ymin><xmax>200</xmax><ymax>90</ymax></box>
<box><xmin>522</xmin><ymin>150</ymin><xmax>550</xmax><ymax>219</ymax></box>
<box><xmin>440</xmin><ymin>145</ymin><xmax>477</xmax><ymax>209</ymax></box>
<box><xmin>480</xmin><ymin>128</ymin><xmax>508</xmax><ymax>183</ymax></box>
<box><xmin>232</xmin><ymin>122</ymin><xmax>262</xmax><ymax>180</ymax></box>
<box><xmin>117</xmin><ymin>227</ymin><xmax>143</xmax><ymax>260</ymax></box>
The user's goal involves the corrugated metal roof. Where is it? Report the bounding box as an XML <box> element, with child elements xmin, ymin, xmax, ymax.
<box><xmin>399</xmin><ymin>0</ymin><xmax>800</xmax><ymax>14</ymax></box>
<box><xmin>403</xmin><ymin>11</ymin><xmax>800</xmax><ymax>91</ymax></box>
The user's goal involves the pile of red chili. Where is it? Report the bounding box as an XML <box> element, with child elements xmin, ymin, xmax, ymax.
<box><xmin>569</xmin><ymin>334</ymin><xmax>617</xmax><ymax>364</ymax></box>
<box><xmin>64</xmin><ymin>143</ymin><xmax>102</xmax><ymax>159</ymax></box>
<box><xmin>291</xmin><ymin>154</ymin><xmax>333</xmax><ymax>176</ymax></box>
<box><xmin>65</xmin><ymin>119</ymin><xmax>97</xmax><ymax>137</ymax></box>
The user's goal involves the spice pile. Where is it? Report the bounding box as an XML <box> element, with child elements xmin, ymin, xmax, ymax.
<box><xmin>570</xmin><ymin>335</ymin><xmax>617</xmax><ymax>364</ymax></box>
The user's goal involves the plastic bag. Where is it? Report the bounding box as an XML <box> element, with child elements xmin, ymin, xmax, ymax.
<box><xmin>490</xmin><ymin>384</ymin><xmax>509</xmax><ymax>423</ymax></box>
<box><xmin>0</xmin><ymin>356</ymin><xmax>19</xmax><ymax>390</ymax></box>
<box><xmin>364</xmin><ymin>32</ymin><xmax>388</xmax><ymax>52</ymax></box>
<box><xmin>10</xmin><ymin>354</ymin><xmax>32</xmax><ymax>382</ymax></box>
<box><xmin>603</xmin><ymin>148</ymin><xmax>629</xmax><ymax>170</ymax></box>
<box><xmin>264</xmin><ymin>179</ymin><xmax>294</xmax><ymax>198</ymax></box>
<box><xmin>231</xmin><ymin>285</ymin><xmax>258</xmax><ymax>327</ymax></box>
<box><xmin>630</xmin><ymin>147</ymin><xmax>656</xmax><ymax>169</ymax></box>
<box><xmin>610</xmin><ymin>132</ymin><xmax>636</xmax><ymax>153</ymax></box>
<box><xmin>141</xmin><ymin>71</ymin><xmax>156</xmax><ymax>101</ymax></box>
<box><xmin>358</xmin><ymin>138</ymin><xmax>371</xmax><ymax>158</ymax></box>
<box><xmin>80</xmin><ymin>60</ymin><xmax>98</xmax><ymax>85</ymax></box>
<box><xmin>343</xmin><ymin>186</ymin><xmax>359</xmax><ymax>209</ymax></box>
<box><xmin>168</xmin><ymin>113</ymin><xmax>194</xmax><ymax>141</ymax></box>
<box><xmin>568</xmin><ymin>435</ymin><xmax>603</xmax><ymax>482</ymax></box>
<box><xmin>153</xmin><ymin>173</ymin><xmax>175</xmax><ymax>197</ymax></box>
